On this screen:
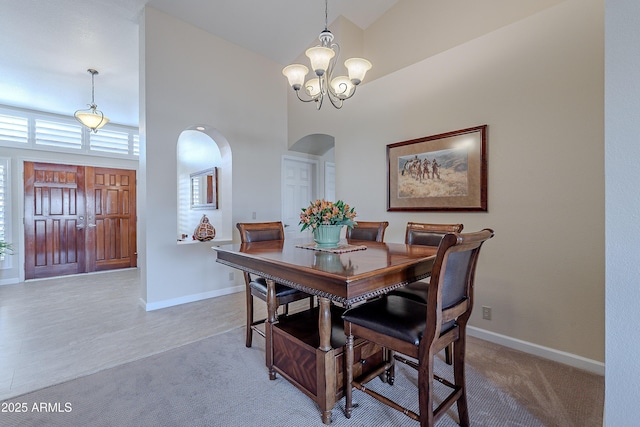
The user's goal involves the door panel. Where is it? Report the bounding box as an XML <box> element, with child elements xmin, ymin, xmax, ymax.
<box><xmin>24</xmin><ymin>162</ymin><xmax>86</xmax><ymax>279</ymax></box>
<box><xmin>86</xmin><ymin>167</ymin><xmax>137</xmax><ymax>272</ymax></box>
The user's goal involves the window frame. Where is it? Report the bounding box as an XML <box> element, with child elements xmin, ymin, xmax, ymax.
<box><xmin>0</xmin><ymin>104</ymin><xmax>139</xmax><ymax>160</ymax></box>
<box><xmin>0</xmin><ymin>157</ymin><xmax>11</xmax><ymax>268</ymax></box>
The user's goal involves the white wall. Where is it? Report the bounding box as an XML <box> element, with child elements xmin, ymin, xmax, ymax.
<box><xmin>604</xmin><ymin>0</ymin><xmax>640</xmax><ymax>423</ymax></box>
<box><xmin>288</xmin><ymin>0</ymin><xmax>604</xmax><ymax>366</ymax></box>
<box><xmin>139</xmin><ymin>7</ymin><xmax>291</xmax><ymax>309</ymax></box>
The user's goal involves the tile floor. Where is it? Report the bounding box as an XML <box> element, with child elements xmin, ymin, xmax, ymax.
<box><xmin>0</xmin><ymin>268</ymin><xmax>253</xmax><ymax>400</ymax></box>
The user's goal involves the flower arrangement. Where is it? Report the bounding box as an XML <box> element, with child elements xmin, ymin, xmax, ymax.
<box><xmin>299</xmin><ymin>199</ymin><xmax>357</xmax><ymax>232</ymax></box>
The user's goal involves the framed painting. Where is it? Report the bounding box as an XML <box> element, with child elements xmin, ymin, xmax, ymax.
<box><xmin>387</xmin><ymin>125</ymin><xmax>487</xmax><ymax>211</ymax></box>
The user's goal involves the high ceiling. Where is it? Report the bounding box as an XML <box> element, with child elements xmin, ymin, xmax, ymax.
<box><xmin>0</xmin><ymin>0</ymin><xmax>397</xmax><ymax>127</ymax></box>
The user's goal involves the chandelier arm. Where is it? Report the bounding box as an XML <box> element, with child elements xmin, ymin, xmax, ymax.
<box><xmin>294</xmin><ymin>90</ymin><xmax>318</xmax><ymax>103</ymax></box>
<box><xmin>327</xmin><ymin>92</ymin><xmax>344</xmax><ymax>109</ymax></box>
<box><xmin>341</xmin><ymin>84</ymin><xmax>358</xmax><ymax>101</ymax></box>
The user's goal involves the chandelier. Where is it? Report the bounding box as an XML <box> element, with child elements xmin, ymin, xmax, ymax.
<box><xmin>74</xmin><ymin>69</ymin><xmax>110</xmax><ymax>133</ymax></box>
<box><xmin>282</xmin><ymin>0</ymin><xmax>372</xmax><ymax>110</ymax></box>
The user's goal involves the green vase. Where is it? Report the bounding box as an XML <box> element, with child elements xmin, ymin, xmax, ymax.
<box><xmin>313</xmin><ymin>225</ymin><xmax>343</xmax><ymax>247</ymax></box>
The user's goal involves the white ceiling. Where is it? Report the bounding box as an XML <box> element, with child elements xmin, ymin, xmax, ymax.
<box><xmin>0</xmin><ymin>0</ymin><xmax>397</xmax><ymax>127</ymax></box>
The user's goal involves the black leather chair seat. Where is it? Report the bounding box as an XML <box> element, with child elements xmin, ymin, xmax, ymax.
<box><xmin>343</xmin><ymin>295</ymin><xmax>454</xmax><ymax>346</ymax></box>
<box><xmin>388</xmin><ymin>280</ymin><xmax>429</xmax><ymax>303</ymax></box>
<box><xmin>249</xmin><ymin>277</ymin><xmax>304</xmax><ymax>298</ymax></box>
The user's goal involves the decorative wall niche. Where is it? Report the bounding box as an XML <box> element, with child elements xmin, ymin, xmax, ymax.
<box><xmin>177</xmin><ymin>127</ymin><xmax>231</xmax><ymax>243</ymax></box>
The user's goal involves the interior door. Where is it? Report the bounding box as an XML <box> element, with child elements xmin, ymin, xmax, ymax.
<box><xmin>86</xmin><ymin>167</ymin><xmax>137</xmax><ymax>272</ymax></box>
<box><xmin>282</xmin><ymin>157</ymin><xmax>315</xmax><ymax>237</ymax></box>
<box><xmin>324</xmin><ymin>161</ymin><xmax>336</xmax><ymax>201</ymax></box>
<box><xmin>24</xmin><ymin>162</ymin><xmax>137</xmax><ymax>279</ymax></box>
<box><xmin>24</xmin><ymin>162</ymin><xmax>86</xmax><ymax>279</ymax></box>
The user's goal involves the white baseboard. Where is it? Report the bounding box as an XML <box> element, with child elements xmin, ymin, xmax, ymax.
<box><xmin>468</xmin><ymin>326</ymin><xmax>604</xmax><ymax>376</ymax></box>
<box><xmin>0</xmin><ymin>278</ymin><xmax>20</xmax><ymax>285</ymax></box>
<box><xmin>140</xmin><ymin>285</ymin><xmax>244</xmax><ymax>311</ymax></box>
<box><xmin>138</xmin><ymin>293</ymin><xmax>605</xmax><ymax>376</ymax></box>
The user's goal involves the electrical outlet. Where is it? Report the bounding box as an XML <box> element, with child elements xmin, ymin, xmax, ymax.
<box><xmin>252</xmin><ymin>212</ymin><xmax>257</xmax><ymax>219</ymax></box>
<box><xmin>482</xmin><ymin>306</ymin><xmax>492</xmax><ymax>320</ymax></box>
<box><xmin>228</xmin><ymin>272</ymin><xmax>234</xmax><ymax>281</ymax></box>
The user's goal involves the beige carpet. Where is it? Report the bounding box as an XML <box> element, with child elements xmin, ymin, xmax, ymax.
<box><xmin>0</xmin><ymin>328</ymin><xmax>602</xmax><ymax>427</ymax></box>
<box><xmin>463</xmin><ymin>337</ymin><xmax>603</xmax><ymax>427</ymax></box>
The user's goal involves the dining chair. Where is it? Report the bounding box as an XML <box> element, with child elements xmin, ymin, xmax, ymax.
<box><xmin>236</xmin><ymin>222</ymin><xmax>314</xmax><ymax>348</ymax></box>
<box><xmin>346</xmin><ymin>221</ymin><xmax>389</xmax><ymax>242</ymax></box>
<box><xmin>342</xmin><ymin>229</ymin><xmax>494</xmax><ymax>426</ymax></box>
<box><xmin>388</xmin><ymin>222</ymin><xmax>463</xmax><ymax>364</ymax></box>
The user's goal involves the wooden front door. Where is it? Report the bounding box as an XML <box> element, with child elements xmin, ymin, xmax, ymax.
<box><xmin>24</xmin><ymin>162</ymin><xmax>137</xmax><ymax>279</ymax></box>
<box><xmin>86</xmin><ymin>167</ymin><xmax>137</xmax><ymax>272</ymax></box>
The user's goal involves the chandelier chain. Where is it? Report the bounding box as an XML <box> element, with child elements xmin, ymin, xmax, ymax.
<box><xmin>324</xmin><ymin>0</ymin><xmax>328</xmax><ymax>30</ymax></box>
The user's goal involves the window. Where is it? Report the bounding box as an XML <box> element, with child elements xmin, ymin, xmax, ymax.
<box><xmin>0</xmin><ymin>113</ymin><xmax>28</xmax><ymax>145</ymax></box>
<box><xmin>0</xmin><ymin>104</ymin><xmax>139</xmax><ymax>159</ymax></box>
<box><xmin>35</xmin><ymin>119</ymin><xmax>83</xmax><ymax>149</ymax></box>
<box><xmin>90</xmin><ymin>128</ymin><xmax>131</xmax><ymax>155</ymax></box>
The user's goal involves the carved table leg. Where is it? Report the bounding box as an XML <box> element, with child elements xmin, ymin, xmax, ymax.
<box><xmin>266</xmin><ymin>278</ymin><xmax>277</xmax><ymax>380</ymax></box>
<box><xmin>317</xmin><ymin>296</ymin><xmax>335</xmax><ymax>424</ymax></box>
<box><xmin>318</xmin><ymin>296</ymin><xmax>332</xmax><ymax>352</ymax></box>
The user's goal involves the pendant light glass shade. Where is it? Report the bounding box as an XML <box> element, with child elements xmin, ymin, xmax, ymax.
<box><xmin>344</xmin><ymin>58</ymin><xmax>372</xmax><ymax>85</ymax></box>
<box><xmin>330</xmin><ymin>76</ymin><xmax>355</xmax><ymax>99</ymax></box>
<box><xmin>282</xmin><ymin>64</ymin><xmax>309</xmax><ymax>90</ymax></box>
<box><xmin>74</xmin><ymin>110</ymin><xmax>109</xmax><ymax>130</ymax></box>
<box><xmin>305</xmin><ymin>78</ymin><xmax>322</xmax><ymax>97</ymax></box>
<box><xmin>305</xmin><ymin>46</ymin><xmax>335</xmax><ymax>76</ymax></box>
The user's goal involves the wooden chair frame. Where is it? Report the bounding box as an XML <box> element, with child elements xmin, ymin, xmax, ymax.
<box><xmin>343</xmin><ymin>229</ymin><xmax>494</xmax><ymax>427</ymax></box>
<box><xmin>395</xmin><ymin>222</ymin><xmax>464</xmax><ymax>365</ymax></box>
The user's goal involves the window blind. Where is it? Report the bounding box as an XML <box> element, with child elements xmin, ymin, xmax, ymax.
<box><xmin>35</xmin><ymin>119</ymin><xmax>82</xmax><ymax>149</ymax></box>
<box><xmin>0</xmin><ymin>113</ymin><xmax>28</xmax><ymax>144</ymax></box>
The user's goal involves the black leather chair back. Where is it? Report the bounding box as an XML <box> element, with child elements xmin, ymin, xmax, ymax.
<box><xmin>346</xmin><ymin>221</ymin><xmax>389</xmax><ymax>242</ymax></box>
<box><xmin>427</xmin><ymin>229</ymin><xmax>494</xmax><ymax>335</ymax></box>
<box><xmin>405</xmin><ymin>222</ymin><xmax>463</xmax><ymax>246</ymax></box>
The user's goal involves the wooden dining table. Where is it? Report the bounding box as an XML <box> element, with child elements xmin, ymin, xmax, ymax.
<box><xmin>214</xmin><ymin>237</ymin><xmax>438</xmax><ymax>424</ymax></box>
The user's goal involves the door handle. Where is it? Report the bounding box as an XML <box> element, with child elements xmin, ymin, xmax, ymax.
<box><xmin>88</xmin><ymin>224</ymin><xmax>97</xmax><ymax>228</ymax></box>
<box><xmin>76</xmin><ymin>224</ymin><xmax>85</xmax><ymax>229</ymax></box>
